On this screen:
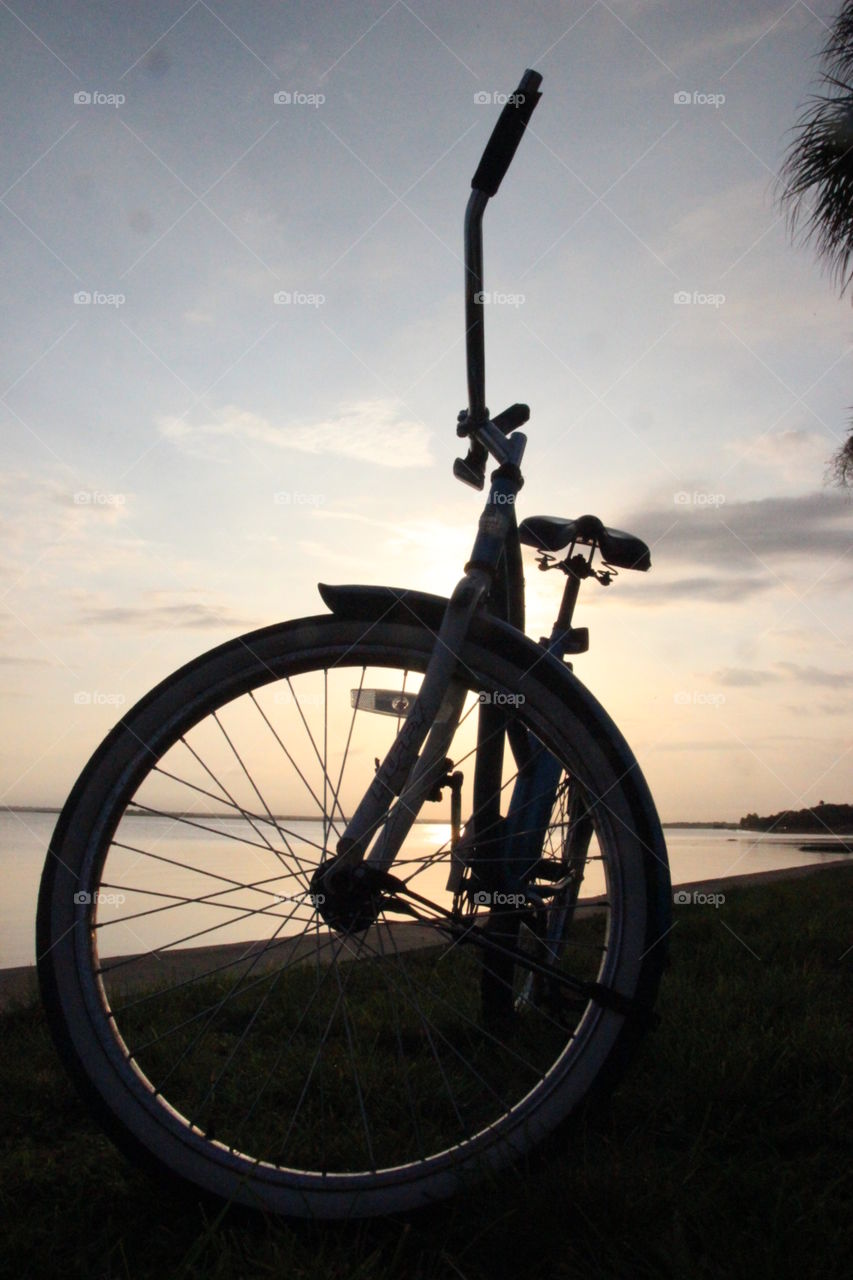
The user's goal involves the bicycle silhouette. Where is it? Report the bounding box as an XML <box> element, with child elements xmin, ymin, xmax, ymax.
<box><xmin>38</xmin><ymin>70</ymin><xmax>670</xmax><ymax>1219</ymax></box>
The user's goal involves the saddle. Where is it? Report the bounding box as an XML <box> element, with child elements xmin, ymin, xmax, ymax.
<box><xmin>519</xmin><ymin>514</ymin><xmax>651</xmax><ymax>571</ymax></box>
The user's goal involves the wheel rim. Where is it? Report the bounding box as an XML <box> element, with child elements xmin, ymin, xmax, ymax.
<box><xmin>44</xmin><ymin>625</ymin><xmax>649</xmax><ymax>1211</ymax></box>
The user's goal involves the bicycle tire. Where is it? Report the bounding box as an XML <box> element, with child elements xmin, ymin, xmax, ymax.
<box><xmin>37</xmin><ymin>610</ymin><xmax>670</xmax><ymax>1219</ymax></box>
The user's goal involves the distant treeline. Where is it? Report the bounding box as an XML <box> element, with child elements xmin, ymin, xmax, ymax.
<box><xmin>662</xmin><ymin>822</ymin><xmax>738</xmax><ymax>829</ymax></box>
<box><xmin>740</xmin><ymin>802</ymin><xmax>853</xmax><ymax>833</ymax></box>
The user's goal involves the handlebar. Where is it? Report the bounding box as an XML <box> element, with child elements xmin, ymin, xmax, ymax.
<box><xmin>470</xmin><ymin>69</ymin><xmax>543</xmax><ymax>197</ymax></box>
<box><xmin>453</xmin><ymin>403</ymin><xmax>530</xmax><ymax>490</ymax></box>
<box><xmin>456</xmin><ymin>70</ymin><xmax>542</xmax><ymax>484</ymax></box>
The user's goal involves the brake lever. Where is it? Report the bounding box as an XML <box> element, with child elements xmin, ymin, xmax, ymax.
<box><xmin>453</xmin><ymin>403</ymin><xmax>530</xmax><ymax>488</ymax></box>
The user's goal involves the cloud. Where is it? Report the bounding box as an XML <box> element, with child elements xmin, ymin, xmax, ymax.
<box><xmin>608</xmin><ymin>491</ymin><xmax>853</xmax><ymax>607</ymax></box>
<box><xmin>712</xmin><ymin>662</ymin><xmax>853</xmax><ymax>688</ymax></box>
<box><xmin>662</xmin><ymin>179</ymin><xmax>767</xmax><ymax>258</ymax></box>
<box><xmin>668</xmin><ymin>7</ymin><xmax>813</xmax><ymax>70</ymax></box>
<box><xmin>813</xmin><ymin>699</ymin><xmax>853</xmax><ymax>716</ymax></box>
<box><xmin>51</xmin><ymin>489</ymin><xmax>131</xmax><ymax>521</ymax></box>
<box><xmin>775</xmin><ymin>661</ymin><xmax>853</xmax><ymax>688</ymax></box>
<box><xmin>725</xmin><ymin>429</ymin><xmax>835</xmax><ymax>479</ymax></box>
<box><xmin>0</xmin><ymin>472</ymin><xmax>138</xmax><ymax>588</ymax></box>
<box><xmin>712</xmin><ymin>667</ymin><xmax>781</xmax><ymax>687</ymax></box>
<box><xmin>77</xmin><ymin>601</ymin><xmax>254</xmax><ymax>630</ymax></box>
<box><xmin>631</xmin><ymin>575</ymin><xmax>774</xmax><ymax>604</ymax></box>
<box><xmin>625</xmin><ymin>491</ymin><xmax>853</xmax><ymax>568</ymax></box>
<box><xmin>157</xmin><ymin>400</ymin><xmax>434</xmax><ymax>469</ymax></box>
<box><xmin>0</xmin><ymin>655</ymin><xmax>54</xmax><ymax>666</ymax></box>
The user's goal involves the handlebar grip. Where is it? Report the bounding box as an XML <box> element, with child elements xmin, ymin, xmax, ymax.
<box><xmin>453</xmin><ymin>440</ymin><xmax>488</xmax><ymax>490</ymax></box>
<box><xmin>491</xmin><ymin>403</ymin><xmax>530</xmax><ymax>434</ymax></box>
<box><xmin>471</xmin><ymin>69</ymin><xmax>542</xmax><ymax>197</ymax></box>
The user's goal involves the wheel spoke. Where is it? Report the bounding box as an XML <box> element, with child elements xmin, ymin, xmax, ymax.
<box><xmin>39</xmin><ymin>620</ymin><xmax>667</xmax><ymax>1217</ymax></box>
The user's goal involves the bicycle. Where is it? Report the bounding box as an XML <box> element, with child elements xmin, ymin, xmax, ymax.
<box><xmin>37</xmin><ymin>70</ymin><xmax>671</xmax><ymax>1220</ymax></box>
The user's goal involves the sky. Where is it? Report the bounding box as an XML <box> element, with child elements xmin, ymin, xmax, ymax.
<box><xmin>2</xmin><ymin>0</ymin><xmax>853</xmax><ymax>821</ymax></box>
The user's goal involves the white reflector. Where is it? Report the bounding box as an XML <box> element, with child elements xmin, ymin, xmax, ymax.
<box><xmin>351</xmin><ymin>689</ymin><xmax>414</xmax><ymax>717</ymax></box>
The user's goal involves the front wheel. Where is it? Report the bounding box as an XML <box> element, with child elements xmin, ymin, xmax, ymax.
<box><xmin>37</xmin><ymin>611</ymin><xmax>670</xmax><ymax>1219</ymax></box>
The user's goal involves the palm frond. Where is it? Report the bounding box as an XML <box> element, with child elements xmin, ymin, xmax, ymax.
<box><xmin>778</xmin><ymin>2</ymin><xmax>853</xmax><ymax>294</ymax></box>
<box><xmin>828</xmin><ymin>430</ymin><xmax>853</xmax><ymax>486</ymax></box>
<box><xmin>779</xmin><ymin>4</ymin><xmax>853</xmax><ymax>486</ymax></box>
<box><xmin>779</xmin><ymin>88</ymin><xmax>853</xmax><ymax>292</ymax></box>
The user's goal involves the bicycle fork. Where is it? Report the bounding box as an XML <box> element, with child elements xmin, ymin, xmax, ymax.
<box><xmin>320</xmin><ymin>427</ymin><xmax>527</xmax><ymax>893</ymax></box>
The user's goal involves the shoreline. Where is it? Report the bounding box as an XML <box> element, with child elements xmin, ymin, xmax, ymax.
<box><xmin>6</xmin><ymin>808</ymin><xmax>853</xmax><ymax>837</ymax></box>
<box><xmin>4</xmin><ymin>859</ymin><xmax>851</xmax><ymax>1012</ymax></box>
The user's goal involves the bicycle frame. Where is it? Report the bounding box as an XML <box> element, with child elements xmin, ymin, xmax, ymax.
<box><xmin>329</xmin><ymin>70</ymin><xmax>575</xmax><ymax>900</ymax></box>
<box><xmin>337</xmin><ymin>435</ymin><xmax>527</xmax><ymax>873</ymax></box>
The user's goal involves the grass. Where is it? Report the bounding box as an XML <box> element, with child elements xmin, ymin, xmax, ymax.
<box><xmin>1</xmin><ymin>866</ymin><xmax>851</xmax><ymax>1280</ymax></box>
<box><xmin>92</xmin><ymin>922</ymin><xmax>600</xmax><ymax>1174</ymax></box>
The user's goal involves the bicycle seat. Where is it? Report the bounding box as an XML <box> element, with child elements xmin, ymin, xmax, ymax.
<box><xmin>519</xmin><ymin>514</ymin><xmax>651</xmax><ymax>571</ymax></box>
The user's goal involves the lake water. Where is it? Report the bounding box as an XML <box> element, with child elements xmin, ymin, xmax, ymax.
<box><xmin>4</xmin><ymin>809</ymin><xmax>850</xmax><ymax>970</ymax></box>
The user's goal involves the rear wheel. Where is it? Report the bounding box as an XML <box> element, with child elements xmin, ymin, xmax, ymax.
<box><xmin>37</xmin><ymin>612</ymin><xmax>670</xmax><ymax>1218</ymax></box>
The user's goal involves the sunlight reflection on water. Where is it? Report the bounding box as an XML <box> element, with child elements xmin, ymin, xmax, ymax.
<box><xmin>6</xmin><ymin>812</ymin><xmax>851</xmax><ymax>967</ymax></box>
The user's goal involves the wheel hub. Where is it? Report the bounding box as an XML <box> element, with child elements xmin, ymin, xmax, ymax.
<box><xmin>310</xmin><ymin>854</ymin><xmax>385</xmax><ymax>933</ymax></box>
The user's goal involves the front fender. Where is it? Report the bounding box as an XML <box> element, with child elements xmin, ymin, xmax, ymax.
<box><xmin>318</xmin><ymin>581</ymin><xmax>560</xmax><ymax>695</ymax></box>
<box><xmin>318</xmin><ymin>583</ymin><xmax>449</xmax><ymax>632</ymax></box>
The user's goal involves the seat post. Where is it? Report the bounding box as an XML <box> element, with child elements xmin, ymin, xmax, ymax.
<box><xmin>547</xmin><ymin>555</ymin><xmax>590</xmax><ymax>656</ymax></box>
<box><xmin>553</xmin><ymin>567</ymin><xmax>581</xmax><ymax>632</ymax></box>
